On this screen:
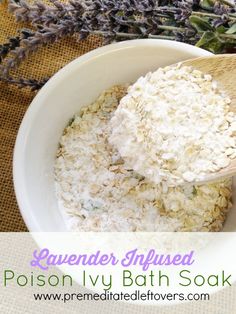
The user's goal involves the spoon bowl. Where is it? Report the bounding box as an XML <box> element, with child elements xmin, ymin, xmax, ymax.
<box><xmin>174</xmin><ymin>54</ymin><xmax>236</xmax><ymax>184</ymax></box>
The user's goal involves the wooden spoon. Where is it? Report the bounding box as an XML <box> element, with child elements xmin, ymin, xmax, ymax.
<box><xmin>174</xmin><ymin>54</ymin><xmax>236</xmax><ymax>185</ymax></box>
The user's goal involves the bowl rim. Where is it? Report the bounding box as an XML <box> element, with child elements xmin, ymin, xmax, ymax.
<box><xmin>13</xmin><ymin>39</ymin><xmax>212</xmax><ymax>232</ymax></box>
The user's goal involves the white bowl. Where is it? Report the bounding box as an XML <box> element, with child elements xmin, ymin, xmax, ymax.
<box><xmin>13</xmin><ymin>39</ymin><xmax>235</xmax><ymax>231</ymax></box>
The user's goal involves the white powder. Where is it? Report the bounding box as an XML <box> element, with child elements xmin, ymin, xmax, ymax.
<box><xmin>109</xmin><ymin>64</ymin><xmax>236</xmax><ymax>186</ymax></box>
<box><xmin>54</xmin><ymin>86</ymin><xmax>232</xmax><ymax>232</ymax></box>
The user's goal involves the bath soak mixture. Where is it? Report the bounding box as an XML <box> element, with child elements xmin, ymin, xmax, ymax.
<box><xmin>109</xmin><ymin>64</ymin><xmax>236</xmax><ymax>186</ymax></box>
<box><xmin>54</xmin><ymin>85</ymin><xmax>232</xmax><ymax>232</ymax></box>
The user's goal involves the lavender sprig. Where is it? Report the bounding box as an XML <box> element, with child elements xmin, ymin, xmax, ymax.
<box><xmin>0</xmin><ymin>28</ymin><xmax>47</xmax><ymax>90</ymax></box>
<box><xmin>0</xmin><ymin>18</ymin><xmax>78</xmax><ymax>78</ymax></box>
<box><xmin>1</xmin><ymin>0</ymin><xmax>236</xmax><ymax>90</ymax></box>
<box><xmin>0</xmin><ymin>76</ymin><xmax>48</xmax><ymax>91</ymax></box>
<box><xmin>8</xmin><ymin>0</ymin><xmax>75</xmax><ymax>25</ymax></box>
<box><xmin>0</xmin><ymin>36</ymin><xmax>21</xmax><ymax>63</ymax></box>
<box><xmin>0</xmin><ymin>28</ymin><xmax>34</xmax><ymax>63</ymax></box>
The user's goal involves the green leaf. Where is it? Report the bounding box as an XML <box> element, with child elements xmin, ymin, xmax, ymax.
<box><xmin>117</xmin><ymin>11</ymin><xmax>124</xmax><ymax>17</ymax></box>
<box><xmin>196</xmin><ymin>31</ymin><xmax>224</xmax><ymax>53</ymax></box>
<box><xmin>200</xmin><ymin>0</ymin><xmax>214</xmax><ymax>10</ymax></box>
<box><xmin>196</xmin><ymin>31</ymin><xmax>215</xmax><ymax>46</ymax></box>
<box><xmin>189</xmin><ymin>16</ymin><xmax>213</xmax><ymax>33</ymax></box>
<box><xmin>216</xmin><ymin>25</ymin><xmax>227</xmax><ymax>34</ymax></box>
<box><xmin>226</xmin><ymin>23</ymin><xmax>236</xmax><ymax>34</ymax></box>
